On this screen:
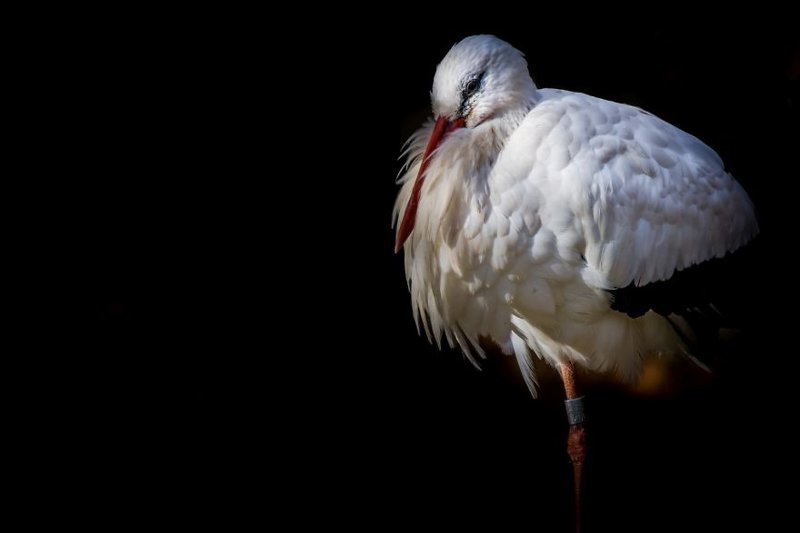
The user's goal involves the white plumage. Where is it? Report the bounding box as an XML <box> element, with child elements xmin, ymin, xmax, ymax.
<box><xmin>393</xmin><ymin>35</ymin><xmax>758</xmax><ymax>395</ymax></box>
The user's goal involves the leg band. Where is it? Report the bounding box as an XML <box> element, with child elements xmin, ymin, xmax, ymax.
<box><xmin>564</xmin><ymin>396</ymin><xmax>586</xmax><ymax>425</ymax></box>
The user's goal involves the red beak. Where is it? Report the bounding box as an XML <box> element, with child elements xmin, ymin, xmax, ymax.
<box><xmin>395</xmin><ymin>116</ymin><xmax>466</xmax><ymax>253</ymax></box>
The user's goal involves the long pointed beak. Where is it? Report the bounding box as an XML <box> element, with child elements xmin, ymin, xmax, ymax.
<box><xmin>395</xmin><ymin>116</ymin><xmax>465</xmax><ymax>253</ymax></box>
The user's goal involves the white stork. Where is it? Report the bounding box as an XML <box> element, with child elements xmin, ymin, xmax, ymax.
<box><xmin>393</xmin><ymin>35</ymin><xmax>758</xmax><ymax>528</ymax></box>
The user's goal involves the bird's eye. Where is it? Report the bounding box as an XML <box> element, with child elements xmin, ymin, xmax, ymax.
<box><xmin>464</xmin><ymin>78</ymin><xmax>480</xmax><ymax>97</ymax></box>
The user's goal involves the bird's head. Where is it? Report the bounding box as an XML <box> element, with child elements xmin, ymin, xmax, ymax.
<box><xmin>395</xmin><ymin>35</ymin><xmax>538</xmax><ymax>253</ymax></box>
<box><xmin>431</xmin><ymin>34</ymin><xmax>536</xmax><ymax>128</ymax></box>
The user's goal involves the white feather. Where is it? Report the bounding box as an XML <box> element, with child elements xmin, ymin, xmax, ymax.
<box><xmin>394</xmin><ymin>35</ymin><xmax>758</xmax><ymax>393</ymax></box>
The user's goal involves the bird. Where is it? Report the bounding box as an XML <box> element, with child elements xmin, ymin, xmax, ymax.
<box><xmin>392</xmin><ymin>34</ymin><xmax>758</xmax><ymax>530</ymax></box>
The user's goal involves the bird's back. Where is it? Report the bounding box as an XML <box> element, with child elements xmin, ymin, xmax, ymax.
<box><xmin>504</xmin><ymin>88</ymin><xmax>758</xmax><ymax>289</ymax></box>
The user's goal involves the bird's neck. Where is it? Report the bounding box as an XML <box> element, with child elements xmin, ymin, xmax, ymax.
<box><xmin>492</xmin><ymin>102</ymin><xmax>536</xmax><ymax>142</ymax></box>
<box><xmin>461</xmin><ymin>102</ymin><xmax>536</xmax><ymax>182</ymax></box>
<box><xmin>413</xmin><ymin>102</ymin><xmax>535</xmax><ymax>248</ymax></box>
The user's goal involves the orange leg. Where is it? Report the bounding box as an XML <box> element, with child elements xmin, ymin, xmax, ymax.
<box><xmin>561</xmin><ymin>362</ymin><xmax>586</xmax><ymax>533</ymax></box>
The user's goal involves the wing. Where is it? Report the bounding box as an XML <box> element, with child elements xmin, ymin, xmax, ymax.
<box><xmin>524</xmin><ymin>90</ymin><xmax>759</xmax><ymax>290</ymax></box>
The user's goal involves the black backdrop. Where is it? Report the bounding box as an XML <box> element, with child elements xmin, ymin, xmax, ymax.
<box><xmin>73</xmin><ymin>11</ymin><xmax>798</xmax><ymax>532</ymax></box>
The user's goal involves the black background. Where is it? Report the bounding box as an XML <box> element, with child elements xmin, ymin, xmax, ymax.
<box><xmin>65</xmin><ymin>10</ymin><xmax>799</xmax><ymax>531</ymax></box>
